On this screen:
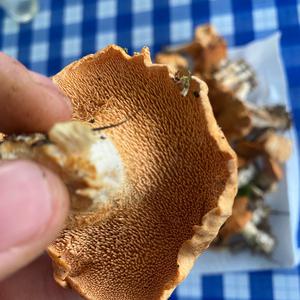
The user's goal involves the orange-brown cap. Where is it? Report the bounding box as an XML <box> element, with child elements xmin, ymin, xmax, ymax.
<box><xmin>258</xmin><ymin>131</ymin><xmax>292</xmax><ymax>162</ymax></box>
<box><xmin>164</xmin><ymin>25</ymin><xmax>227</xmax><ymax>74</ymax></box>
<box><xmin>235</xmin><ymin>140</ymin><xmax>264</xmax><ymax>160</ymax></box>
<box><xmin>219</xmin><ymin>197</ymin><xmax>252</xmax><ymax>241</ymax></box>
<box><xmin>205</xmin><ymin>78</ymin><xmax>252</xmax><ymax>141</ymax></box>
<box><xmin>235</xmin><ymin>130</ymin><xmax>292</xmax><ymax>163</ymax></box>
<box><xmin>264</xmin><ymin>157</ymin><xmax>283</xmax><ymax>181</ymax></box>
<box><xmin>183</xmin><ymin>25</ymin><xmax>227</xmax><ymax>74</ymax></box>
<box><xmin>48</xmin><ymin>45</ymin><xmax>237</xmax><ymax>300</ymax></box>
<box><xmin>155</xmin><ymin>53</ymin><xmax>188</xmax><ymax>74</ymax></box>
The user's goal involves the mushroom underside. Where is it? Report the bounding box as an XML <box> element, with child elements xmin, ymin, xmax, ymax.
<box><xmin>45</xmin><ymin>46</ymin><xmax>238</xmax><ymax>300</ymax></box>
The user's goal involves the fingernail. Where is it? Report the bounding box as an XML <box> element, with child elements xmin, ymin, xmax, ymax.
<box><xmin>0</xmin><ymin>161</ymin><xmax>56</xmax><ymax>251</ymax></box>
<box><xmin>29</xmin><ymin>71</ymin><xmax>73</xmax><ymax>114</ymax></box>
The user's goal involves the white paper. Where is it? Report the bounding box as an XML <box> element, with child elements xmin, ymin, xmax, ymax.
<box><xmin>187</xmin><ymin>33</ymin><xmax>300</xmax><ymax>275</ymax></box>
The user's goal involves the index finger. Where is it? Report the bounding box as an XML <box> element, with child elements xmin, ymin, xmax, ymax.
<box><xmin>0</xmin><ymin>53</ymin><xmax>72</xmax><ymax>134</ymax></box>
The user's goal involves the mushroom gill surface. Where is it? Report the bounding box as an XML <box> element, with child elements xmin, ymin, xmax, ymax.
<box><xmin>48</xmin><ymin>45</ymin><xmax>237</xmax><ymax>300</ymax></box>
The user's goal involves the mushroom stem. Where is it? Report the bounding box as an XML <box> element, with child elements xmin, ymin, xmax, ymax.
<box><xmin>0</xmin><ymin>122</ymin><xmax>124</xmax><ymax>212</ymax></box>
<box><xmin>241</xmin><ymin>221</ymin><xmax>275</xmax><ymax>254</ymax></box>
<box><xmin>212</xmin><ymin>59</ymin><xmax>257</xmax><ymax>100</ymax></box>
<box><xmin>238</xmin><ymin>164</ymin><xmax>256</xmax><ymax>188</ymax></box>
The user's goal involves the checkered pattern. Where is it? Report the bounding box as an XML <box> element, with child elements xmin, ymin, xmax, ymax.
<box><xmin>1</xmin><ymin>1</ymin><xmax>300</xmax><ymax>299</ymax></box>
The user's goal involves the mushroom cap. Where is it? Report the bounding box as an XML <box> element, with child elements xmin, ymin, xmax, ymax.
<box><xmin>205</xmin><ymin>78</ymin><xmax>252</xmax><ymax>141</ymax></box>
<box><xmin>259</xmin><ymin>131</ymin><xmax>292</xmax><ymax>162</ymax></box>
<box><xmin>167</xmin><ymin>25</ymin><xmax>227</xmax><ymax>74</ymax></box>
<box><xmin>219</xmin><ymin>197</ymin><xmax>252</xmax><ymax>241</ymax></box>
<box><xmin>190</xmin><ymin>25</ymin><xmax>227</xmax><ymax>74</ymax></box>
<box><xmin>48</xmin><ymin>45</ymin><xmax>237</xmax><ymax>300</ymax></box>
<box><xmin>235</xmin><ymin>140</ymin><xmax>263</xmax><ymax>160</ymax></box>
<box><xmin>194</xmin><ymin>24</ymin><xmax>220</xmax><ymax>46</ymax></box>
<box><xmin>264</xmin><ymin>157</ymin><xmax>283</xmax><ymax>181</ymax></box>
<box><xmin>155</xmin><ymin>53</ymin><xmax>188</xmax><ymax>74</ymax></box>
<box><xmin>236</xmin><ymin>130</ymin><xmax>292</xmax><ymax>163</ymax></box>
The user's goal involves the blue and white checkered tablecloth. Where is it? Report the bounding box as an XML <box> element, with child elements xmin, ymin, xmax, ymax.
<box><xmin>1</xmin><ymin>1</ymin><xmax>300</xmax><ymax>299</ymax></box>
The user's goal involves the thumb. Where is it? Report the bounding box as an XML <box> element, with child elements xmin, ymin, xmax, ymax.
<box><xmin>0</xmin><ymin>160</ymin><xmax>69</xmax><ymax>280</ymax></box>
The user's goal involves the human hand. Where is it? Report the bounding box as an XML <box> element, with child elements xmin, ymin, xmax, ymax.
<box><xmin>0</xmin><ymin>53</ymin><xmax>81</xmax><ymax>299</ymax></box>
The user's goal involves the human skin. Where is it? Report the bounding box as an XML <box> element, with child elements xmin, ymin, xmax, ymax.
<box><xmin>0</xmin><ymin>53</ymin><xmax>81</xmax><ymax>299</ymax></box>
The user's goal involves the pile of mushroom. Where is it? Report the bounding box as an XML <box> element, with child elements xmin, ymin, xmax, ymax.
<box><xmin>159</xmin><ymin>24</ymin><xmax>292</xmax><ymax>255</ymax></box>
<box><xmin>0</xmin><ymin>46</ymin><xmax>237</xmax><ymax>299</ymax></box>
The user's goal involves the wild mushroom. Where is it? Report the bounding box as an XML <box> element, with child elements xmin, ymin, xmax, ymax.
<box><xmin>257</xmin><ymin>130</ymin><xmax>292</xmax><ymax>162</ymax></box>
<box><xmin>155</xmin><ymin>53</ymin><xmax>189</xmax><ymax>74</ymax></box>
<box><xmin>218</xmin><ymin>197</ymin><xmax>275</xmax><ymax>254</ymax></box>
<box><xmin>205</xmin><ymin>79</ymin><xmax>252</xmax><ymax>141</ymax></box>
<box><xmin>159</xmin><ymin>23</ymin><xmax>291</xmax><ymax>257</ymax></box>
<box><xmin>249</xmin><ymin>104</ymin><xmax>291</xmax><ymax>130</ymax></box>
<box><xmin>242</xmin><ymin>219</ymin><xmax>275</xmax><ymax>254</ymax></box>
<box><xmin>254</xmin><ymin>157</ymin><xmax>283</xmax><ymax>192</ymax></box>
<box><xmin>238</xmin><ymin>164</ymin><xmax>256</xmax><ymax>188</ymax></box>
<box><xmin>165</xmin><ymin>24</ymin><xmax>227</xmax><ymax>74</ymax></box>
<box><xmin>212</xmin><ymin>59</ymin><xmax>257</xmax><ymax>100</ymax></box>
<box><xmin>235</xmin><ymin>140</ymin><xmax>263</xmax><ymax>160</ymax></box>
<box><xmin>237</xmin><ymin>156</ymin><xmax>247</xmax><ymax>168</ymax></box>
<box><xmin>241</xmin><ymin>199</ymin><xmax>275</xmax><ymax>254</ymax></box>
<box><xmin>0</xmin><ymin>46</ymin><xmax>237</xmax><ymax>300</ymax></box>
<box><xmin>235</xmin><ymin>129</ymin><xmax>292</xmax><ymax>163</ymax></box>
<box><xmin>218</xmin><ymin>197</ymin><xmax>252</xmax><ymax>241</ymax></box>
<box><xmin>263</xmin><ymin>157</ymin><xmax>283</xmax><ymax>182</ymax></box>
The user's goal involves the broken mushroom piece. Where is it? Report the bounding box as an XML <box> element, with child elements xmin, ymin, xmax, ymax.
<box><xmin>155</xmin><ymin>53</ymin><xmax>189</xmax><ymax>74</ymax></box>
<box><xmin>218</xmin><ymin>197</ymin><xmax>275</xmax><ymax>254</ymax></box>
<box><xmin>249</xmin><ymin>104</ymin><xmax>291</xmax><ymax>130</ymax></box>
<box><xmin>263</xmin><ymin>157</ymin><xmax>283</xmax><ymax>182</ymax></box>
<box><xmin>165</xmin><ymin>24</ymin><xmax>227</xmax><ymax>74</ymax></box>
<box><xmin>191</xmin><ymin>25</ymin><xmax>227</xmax><ymax>74</ymax></box>
<box><xmin>235</xmin><ymin>140</ymin><xmax>263</xmax><ymax>161</ymax></box>
<box><xmin>241</xmin><ymin>200</ymin><xmax>275</xmax><ymax>255</ymax></box>
<box><xmin>218</xmin><ymin>197</ymin><xmax>252</xmax><ymax>241</ymax></box>
<box><xmin>238</xmin><ymin>164</ymin><xmax>256</xmax><ymax>188</ymax></box>
<box><xmin>254</xmin><ymin>157</ymin><xmax>283</xmax><ymax>192</ymax></box>
<box><xmin>212</xmin><ymin>59</ymin><xmax>257</xmax><ymax>100</ymax></box>
<box><xmin>235</xmin><ymin>130</ymin><xmax>292</xmax><ymax>163</ymax></box>
<box><xmin>258</xmin><ymin>130</ymin><xmax>292</xmax><ymax>162</ymax></box>
<box><xmin>205</xmin><ymin>79</ymin><xmax>252</xmax><ymax>141</ymax></box>
<box><xmin>0</xmin><ymin>122</ymin><xmax>124</xmax><ymax>212</ymax></box>
<box><xmin>0</xmin><ymin>45</ymin><xmax>237</xmax><ymax>300</ymax></box>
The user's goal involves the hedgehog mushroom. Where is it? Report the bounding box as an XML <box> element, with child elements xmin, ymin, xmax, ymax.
<box><xmin>204</xmin><ymin>78</ymin><xmax>252</xmax><ymax>141</ymax></box>
<box><xmin>183</xmin><ymin>24</ymin><xmax>227</xmax><ymax>74</ymax></box>
<box><xmin>46</xmin><ymin>46</ymin><xmax>237</xmax><ymax>300</ymax></box>
<box><xmin>155</xmin><ymin>53</ymin><xmax>188</xmax><ymax>74</ymax></box>
<box><xmin>218</xmin><ymin>197</ymin><xmax>252</xmax><ymax>241</ymax></box>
